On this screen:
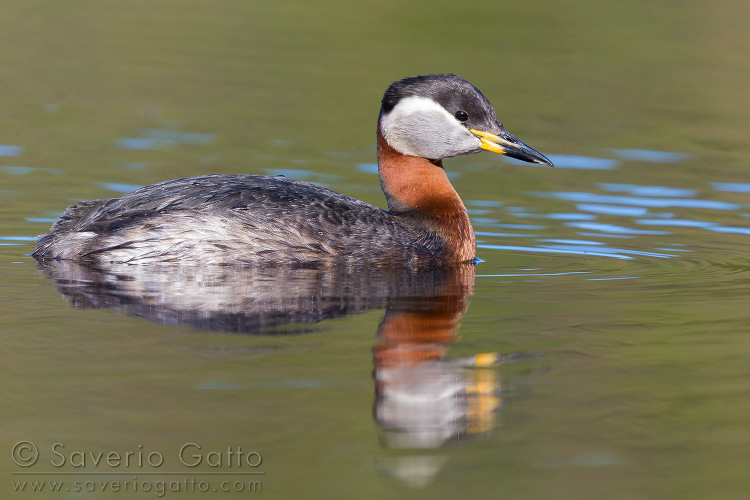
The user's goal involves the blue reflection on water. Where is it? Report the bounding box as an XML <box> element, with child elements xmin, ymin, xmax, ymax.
<box><xmin>97</xmin><ymin>182</ymin><xmax>143</xmax><ymax>193</ymax></box>
<box><xmin>3</xmin><ymin>166</ymin><xmax>33</xmax><ymax>175</ymax></box>
<box><xmin>506</xmin><ymin>154</ymin><xmax>618</xmax><ymax>170</ymax></box>
<box><xmin>539</xmin><ymin>239</ymin><xmax>606</xmax><ymax>245</ymax></box>
<box><xmin>497</xmin><ymin>223</ymin><xmax>546</xmax><ymax>230</ymax></box>
<box><xmin>586</xmin><ymin>276</ymin><xmax>639</xmax><ymax>281</ymax></box>
<box><xmin>712</xmin><ymin>182</ymin><xmax>750</xmax><ymax>193</ymax></box>
<box><xmin>475</xmin><ymin>231</ymin><xmax>539</xmax><ymax>238</ymax></box>
<box><xmin>0</xmin><ymin>145</ymin><xmax>23</xmax><ymax>156</ymax></box>
<box><xmin>467</xmin><ymin>200</ymin><xmax>503</xmax><ymax>208</ymax></box>
<box><xmin>479</xmin><ymin>244</ymin><xmax>633</xmax><ymax>259</ymax></box>
<box><xmin>579</xmin><ymin>232</ymin><xmax>635</xmax><ymax>239</ymax></box>
<box><xmin>0</xmin><ymin>236</ymin><xmax>38</xmax><ymax>241</ymax></box>
<box><xmin>471</xmin><ymin>217</ymin><xmax>500</xmax><ymax>227</ymax></box>
<box><xmin>576</xmin><ymin>204</ymin><xmax>649</xmax><ymax>216</ymax></box>
<box><xmin>474</xmin><ymin>221</ymin><xmax>547</xmax><ymax>230</ymax></box>
<box><xmin>598</xmin><ymin>183</ymin><xmax>696</xmax><ymax>197</ymax></box>
<box><xmin>118</xmin><ymin>138</ymin><xmax>165</xmax><ymax>151</ymax></box>
<box><xmin>477</xmin><ymin>271</ymin><xmax>591</xmax><ymax>277</ymax></box>
<box><xmin>118</xmin><ymin>129</ymin><xmax>215</xmax><ymax>150</ymax></box>
<box><xmin>637</xmin><ymin>219</ymin><xmax>750</xmax><ymax>235</ymax></box>
<box><xmin>356</xmin><ymin>163</ymin><xmax>378</xmax><ymax>174</ymax></box>
<box><xmin>547</xmin><ymin>155</ymin><xmax>619</xmax><ymax>170</ymax></box>
<box><xmin>567</xmin><ymin>221</ymin><xmax>670</xmax><ymax>235</ymax></box>
<box><xmin>1</xmin><ymin>166</ymin><xmax>64</xmax><ymax>176</ymax></box>
<box><xmin>514</xmin><ymin>212</ymin><xmax>597</xmax><ymax>220</ymax></box>
<box><xmin>545</xmin><ymin>213</ymin><xmax>596</xmax><ymax>220</ymax></box>
<box><xmin>636</xmin><ymin>219</ymin><xmax>717</xmax><ymax>228</ymax></box>
<box><xmin>709</xmin><ymin>226</ymin><xmax>750</xmax><ymax>235</ymax></box>
<box><xmin>540</xmin><ymin>244</ymin><xmax>674</xmax><ymax>258</ymax></box>
<box><xmin>542</xmin><ymin>192</ymin><xmax>740</xmax><ymax>210</ymax></box>
<box><xmin>26</xmin><ymin>218</ymin><xmax>58</xmax><ymax>223</ymax></box>
<box><xmin>481</xmin><ymin>242</ymin><xmax>676</xmax><ymax>259</ymax></box>
<box><xmin>610</xmin><ymin>149</ymin><xmax>688</xmax><ymax>163</ymax></box>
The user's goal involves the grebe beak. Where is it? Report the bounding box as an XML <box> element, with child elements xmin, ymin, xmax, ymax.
<box><xmin>470</xmin><ymin>128</ymin><xmax>554</xmax><ymax>167</ymax></box>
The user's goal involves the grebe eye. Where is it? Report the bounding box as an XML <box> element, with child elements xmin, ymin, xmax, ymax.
<box><xmin>454</xmin><ymin>110</ymin><xmax>469</xmax><ymax>122</ymax></box>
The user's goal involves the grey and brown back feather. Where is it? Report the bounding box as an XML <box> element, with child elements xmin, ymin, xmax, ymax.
<box><xmin>33</xmin><ymin>175</ymin><xmax>447</xmax><ymax>267</ymax></box>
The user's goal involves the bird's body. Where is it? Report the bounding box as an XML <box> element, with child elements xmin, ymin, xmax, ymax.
<box><xmin>33</xmin><ymin>74</ymin><xmax>552</xmax><ymax>268</ymax></box>
<box><xmin>35</xmin><ymin>174</ymin><xmax>457</xmax><ymax>267</ymax></box>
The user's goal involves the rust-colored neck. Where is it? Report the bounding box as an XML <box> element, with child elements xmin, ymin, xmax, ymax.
<box><xmin>377</xmin><ymin>123</ymin><xmax>476</xmax><ymax>262</ymax></box>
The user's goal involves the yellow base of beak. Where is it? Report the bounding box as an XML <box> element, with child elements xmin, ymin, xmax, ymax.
<box><xmin>469</xmin><ymin>129</ymin><xmax>511</xmax><ymax>155</ymax></box>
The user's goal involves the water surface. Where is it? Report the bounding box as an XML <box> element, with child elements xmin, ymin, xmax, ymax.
<box><xmin>2</xmin><ymin>1</ymin><xmax>750</xmax><ymax>499</ymax></box>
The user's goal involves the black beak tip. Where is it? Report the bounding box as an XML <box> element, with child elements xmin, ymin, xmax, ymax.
<box><xmin>537</xmin><ymin>155</ymin><xmax>554</xmax><ymax>167</ymax></box>
<box><xmin>509</xmin><ymin>148</ymin><xmax>554</xmax><ymax>167</ymax></box>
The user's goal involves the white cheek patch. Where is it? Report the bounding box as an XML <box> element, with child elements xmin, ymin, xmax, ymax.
<box><xmin>380</xmin><ymin>96</ymin><xmax>482</xmax><ymax>159</ymax></box>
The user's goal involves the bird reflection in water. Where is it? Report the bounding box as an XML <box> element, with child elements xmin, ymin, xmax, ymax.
<box><xmin>373</xmin><ymin>293</ymin><xmax>502</xmax><ymax>447</ymax></box>
<box><xmin>37</xmin><ymin>260</ymin><xmax>520</xmax><ymax>487</ymax></box>
<box><xmin>372</xmin><ymin>278</ymin><xmax>507</xmax><ymax>488</ymax></box>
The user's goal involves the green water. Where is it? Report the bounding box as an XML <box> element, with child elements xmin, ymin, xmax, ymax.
<box><xmin>3</xmin><ymin>1</ymin><xmax>750</xmax><ymax>499</ymax></box>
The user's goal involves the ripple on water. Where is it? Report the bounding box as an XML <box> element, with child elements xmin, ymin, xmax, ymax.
<box><xmin>97</xmin><ymin>182</ymin><xmax>144</xmax><ymax>193</ymax></box>
<box><xmin>479</xmin><ymin>147</ymin><xmax>745</xmax><ymax>274</ymax></box>
<box><xmin>637</xmin><ymin>219</ymin><xmax>750</xmax><ymax>236</ymax></box>
<box><xmin>118</xmin><ymin>129</ymin><xmax>215</xmax><ymax>150</ymax></box>
<box><xmin>609</xmin><ymin>149</ymin><xmax>689</xmax><ymax>163</ymax></box>
<box><xmin>478</xmin><ymin>244</ymin><xmax>634</xmax><ymax>259</ymax></box>
<box><xmin>598</xmin><ymin>183</ymin><xmax>696</xmax><ymax>197</ymax></box>
<box><xmin>497</xmin><ymin>223</ymin><xmax>546</xmax><ymax>230</ymax></box>
<box><xmin>540</xmin><ymin>192</ymin><xmax>741</xmax><ymax>210</ymax></box>
<box><xmin>636</xmin><ymin>219</ymin><xmax>717</xmax><ymax>228</ymax></box>
<box><xmin>356</xmin><ymin>163</ymin><xmax>378</xmax><ymax>174</ymax></box>
<box><xmin>540</xmin><ymin>244</ymin><xmax>675</xmax><ymax>259</ymax></box>
<box><xmin>0</xmin><ymin>236</ymin><xmax>38</xmax><ymax>241</ymax></box>
<box><xmin>477</xmin><ymin>271</ymin><xmax>591</xmax><ymax>278</ymax></box>
<box><xmin>466</xmin><ymin>200</ymin><xmax>503</xmax><ymax>208</ymax></box>
<box><xmin>477</xmin><ymin>242</ymin><xmax>676</xmax><ymax>260</ymax></box>
<box><xmin>712</xmin><ymin>182</ymin><xmax>750</xmax><ymax>193</ymax></box>
<box><xmin>26</xmin><ymin>218</ymin><xmax>58</xmax><ymax>223</ymax></box>
<box><xmin>0</xmin><ymin>236</ymin><xmax>38</xmax><ymax>246</ymax></box>
<box><xmin>707</xmin><ymin>226</ymin><xmax>750</xmax><ymax>236</ymax></box>
<box><xmin>538</xmin><ymin>239</ymin><xmax>606</xmax><ymax>245</ymax></box>
<box><xmin>1</xmin><ymin>166</ymin><xmax>63</xmax><ymax>176</ymax></box>
<box><xmin>576</xmin><ymin>204</ymin><xmax>649</xmax><ymax>216</ymax></box>
<box><xmin>566</xmin><ymin>221</ymin><xmax>670</xmax><ymax>235</ymax></box>
<box><xmin>578</xmin><ymin>233</ymin><xmax>635</xmax><ymax>239</ymax></box>
<box><xmin>475</xmin><ymin>231</ymin><xmax>539</xmax><ymax>238</ymax></box>
<box><xmin>513</xmin><ymin>212</ymin><xmax>597</xmax><ymax>221</ymax></box>
<box><xmin>0</xmin><ymin>145</ymin><xmax>23</xmax><ymax>156</ymax></box>
<box><xmin>505</xmin><ymin>154</ymin><xmax>618</xmax><ymax>170</ymax></box>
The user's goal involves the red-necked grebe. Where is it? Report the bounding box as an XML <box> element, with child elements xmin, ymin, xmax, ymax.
<box><xmin>33</xmin><ymin>74</ymin><xmax>553</xmax><ymax>267</ymax></box>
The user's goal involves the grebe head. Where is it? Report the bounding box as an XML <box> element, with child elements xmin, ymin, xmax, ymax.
<box><xmin>379</xmin><ymin>73</ymin><xmax>553</xmax><ymax>166</ymax></box>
